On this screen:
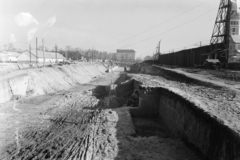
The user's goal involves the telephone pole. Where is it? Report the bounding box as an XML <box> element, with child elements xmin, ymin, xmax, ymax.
<box><xmin>42</xmin><ymin>39</ymin><xmax>45</xmax><ymax>67</ymax></box>
<box><xmin>92</xmin><ymin>46</ymin><xmax>94</xmax><ymax>62</ymax></box>
<box><xmin>156</xmin><ymin>40</ymin><xmax>161</xmax><ymax>54</ymax></box>
<box><xmin>36</xmin><ymin>37</ymin><xmax>38</xmax><ymax>64</ymax></box>
<box><xmin>29</xmin><ymin>44</ymin><xmax>31</xmax><ymax>63</ymax></box>
<box><xmin>55</xmin><ymin>44</ymin><xmax>58</xmax><ymax>63</ymax></box>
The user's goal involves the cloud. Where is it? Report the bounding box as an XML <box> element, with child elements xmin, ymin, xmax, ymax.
<box><xmin>45</xmin><ymin>16</ymin><xmax>57</xmax><ymax>27</ymax></box>
<box><xmin>15</xmin><ymin>12</ymin><xmax>38</xmax><ymax>27</ymax></box>
<box><xmin>28</xmin><ymin>28</ymin><xmax>38</xmax><ymax>41</ymax></box>
<box><xmin>10</xmin><ymin>34</ymin><xmax>17</xmax><ymax>43</ymax></box>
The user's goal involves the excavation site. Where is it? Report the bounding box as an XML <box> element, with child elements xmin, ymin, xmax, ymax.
<box><xmin>0</xmin><ymin>62</ymin><xmax>240</xmax><ymax>160</ymax></box>
<box><xmin>2</xmin><ymin>0</ymin><xmax>240</xmax><ymax>159</ymax></box>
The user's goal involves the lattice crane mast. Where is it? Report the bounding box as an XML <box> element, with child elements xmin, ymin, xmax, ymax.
<box><xmin>210</xmin><ymin>0</ymin><xmax>231</xmax><ymax>62</ymax></box>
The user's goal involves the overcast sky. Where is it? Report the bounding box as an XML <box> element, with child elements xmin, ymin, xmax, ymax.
<box><xmin>0</xmin><ymin>0</ymin><xmax>220</xmax><ymax>58</ymax></box>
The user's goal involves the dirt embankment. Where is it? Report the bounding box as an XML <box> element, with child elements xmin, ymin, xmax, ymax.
<box><xmin>0</xmin><ymin>70</ymin><xmax>123</xmax><ymax>160</ymax></box>
<box><xmin>128</xmin><ymin>63</ymin><xmax>240</xmax><ymax>160</ymax></box>
<box><xmin>0</xmin><ymin>62</ymin><xmax>108</xmax><ymax>103</ymax></box>
<box><xmin>0</xmin><ymin>68</ymin><xmax>205</xmax><ymax>160</ymax></box>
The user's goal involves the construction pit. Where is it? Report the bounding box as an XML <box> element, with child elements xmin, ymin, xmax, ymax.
<box><xmin>0</xmin><ymin>62</ymin><xmax>240</xmax><ymax>160</ymax></box>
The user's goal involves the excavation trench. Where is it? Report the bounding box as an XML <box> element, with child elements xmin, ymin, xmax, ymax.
<box><xmin>94</xmin><ymin>79</ymin><xmax>208</xmax><ymax>160</ymax></box>
<box><xmin>114</xmin><ymin>77</ymin><xmax>240</xmax><ymax>160</ymax></box>
<box><xmin>3</xmin><ymin>69</ymin><xmax>239</xmax><ymax>159</ymax></box>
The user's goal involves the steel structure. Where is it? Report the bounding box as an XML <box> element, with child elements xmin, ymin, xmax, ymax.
<box><xmin>156</xmin><ymin>40</ymin><xmax>161</xmax><ymax>54</ymax></box>
<box><xmin>210</xmin><ymin>0</ymin><xmax>231</xmax><ymax>61</ymax></box>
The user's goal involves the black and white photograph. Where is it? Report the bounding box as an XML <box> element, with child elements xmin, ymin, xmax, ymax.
<box><xmin>0</xmin><ymin>0</ymin><xmax>240</xmax><ymax>159</ymax></box>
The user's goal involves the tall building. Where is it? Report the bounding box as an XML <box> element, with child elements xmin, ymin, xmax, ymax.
<box><xmin>230</xmin><ymin>0</ymin><xmax>240</xmax><ymax>35</ymax></box>
<box><xmin>229</xmin><ymin>0</ymin><xmax>240</xmax><ymax>62</ymax></box>
<box><xmin>116</xmin><ymin>49</ymin><xmax>135</xmax><ymax>61</ymax></box>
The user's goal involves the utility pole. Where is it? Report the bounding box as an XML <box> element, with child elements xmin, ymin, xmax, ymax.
<box><xmin>36</xmin><ymin>37</ymin><xmax>38</xmax><ymax>64</ymax></box>
<box><xmin>42</xmin><ymin>39</ymin><xmax>45</xmax><ymax>67</ymax></box>
<box><xmin>92</xmin><ymin>46</ymin><xmax>94</xmax><ymax>62</ymax></box>
<box><xmin>156</xmin><ymin>40</ymin><xmax>161</xmax><ymax>54</ymax></box>
<box><xmin>55</xmin><ymin>44</ymin><xmax>58</xmax><ymax>63</ymax></box>
<box><xmin>29</xmin><ymin>44</ymin><xmax>31</xmax><ymax>64</ymax></box>
<box><xmin>200</xmin><ymin>41</ymin><xmax>202</xmax><ymax>47</ymax></box>
<box><xmin>65</xmin><ymin>47</ymin><xmax>69</xmax><ymax>61</ymax></box>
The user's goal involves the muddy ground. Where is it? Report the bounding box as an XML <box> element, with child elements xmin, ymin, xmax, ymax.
<box><xmin>0</xmin><ymin>67</ymin><xmax>205</xmax><ymax>160</ymax></box>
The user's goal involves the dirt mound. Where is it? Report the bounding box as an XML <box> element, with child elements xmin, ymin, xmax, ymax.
<box><xmin>0</xmin><ymin>63</ymin><xmax>107</xmax><ymax>103</ymax></box>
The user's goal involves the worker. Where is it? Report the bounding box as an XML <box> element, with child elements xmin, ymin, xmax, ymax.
<box><xmin>124</xmin><ymin>67</ymin><xmax>127</xmax><ymax>72</ymax></box>
<box><xmin>126</xmin><ymin>91</ymin><xmax>139</xmax><ymax>107</ymax></box>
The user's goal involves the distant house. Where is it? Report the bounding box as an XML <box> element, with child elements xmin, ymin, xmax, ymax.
<box><xmin>0</xmin><ymin>51</ymin><xmax>21</xmax><ymax>63</ymax></box>
<box><xmin>230</xmin><ymin>1</ymin><xmax>240</xmax><ymax>35</ymax></box>
<box><xmin>0</xmin><ymin>52</ymin><xmax>9</xmax><ymax>63</ymax></box>
<box><xmin>17</xmin><ymin>50</ymin><xmax>65</xmax><ymax>63</ymax></box>
<box><xmin>17</xmin><ymin>50</ymin><xmax>38</xmax><ymax>63</ymax></box>
<box><xmin>34</xmin><ymin>51</ymin><xmax>66</xmax><ymax>63</ymax></box>
<box><xmin>8</xmin><ymin>52</ymin><xmax>21</xmax><ymax>62</ymax></box>
<box><xmin>144</xmin><ymin>56</ymin><xmax>153</xmax><ymax>61</ymax></box>
<box><xmin>228</xmin><ymin>1</ymin><xmax>240</xmax><ymax>62</ymax></box>
<box><xmin>116</xmin><ymin>49</ymin><xmax>135</xmax><ymax>62</ymax></box>
<box><xmin>229</xmin><ymin>35</ymin><xmax>240</xmax><ymax>62</ymax></box>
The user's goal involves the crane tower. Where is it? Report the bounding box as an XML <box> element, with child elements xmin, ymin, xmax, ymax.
<box><xmin>210</xmin><ymin>0</ymin><xmax>231</xmax><ymax>62</ymax></box>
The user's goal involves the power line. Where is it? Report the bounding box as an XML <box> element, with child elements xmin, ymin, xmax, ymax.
<box><xmin>106</xmin><ymin>7</ymin><xmax>217</xmax><ymax>52</ymax></box>
<box><xmin>159</xmin><ymin>40</ymin><xmax>208</xmax><ymax>53</ymax></box>
<box><xmin>166</xmin><ymin>39</ymin><xmax>210</xmax><ymax>52</ymax></box>
<box><xmin>100</xmin><ymin>0</ymin><xmax>213</xmax><ymax>50</ymax></box>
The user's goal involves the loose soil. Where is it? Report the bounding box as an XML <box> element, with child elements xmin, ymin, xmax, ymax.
<box><xmin>0</xmin><ymin>67</ymin><xmax>206</xmax><ymax>160</ymax></box>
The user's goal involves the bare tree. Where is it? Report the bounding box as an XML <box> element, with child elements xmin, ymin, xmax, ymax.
<box><xmin>3</xmin><ymin>43</ymin><xmax>15</xmax><ymax>52</ymax></box>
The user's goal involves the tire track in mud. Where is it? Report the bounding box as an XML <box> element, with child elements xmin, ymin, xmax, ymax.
<box><xmin>4</xmin><ymin>93</ymin><xmax>118</xmax><ymax>160</ymax></box>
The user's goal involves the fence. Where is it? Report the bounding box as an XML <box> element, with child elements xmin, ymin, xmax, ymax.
<box><xmin>158</xmin><ymin>43</ymin><xmax>225</xmax><ymax>67</ymax></box>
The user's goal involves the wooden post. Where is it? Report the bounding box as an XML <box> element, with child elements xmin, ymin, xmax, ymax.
<box><xmin>42</xmin><ymin>39</ymin><xmax>45</xmax><ymax>67</ymax></box>
<box><xmin>36</xmin><ymin>37</ymin><xmax>38</xmax><ymax>64</ymax></box>
<box><xmin>29</xmin><ymin>44</ymin><xmax>31</xmax><ymax>63</ymax></box>
<box><xmin>55</xmin><ymin>44</ymin><xmax>58</xmax><ymax>63</ymax></box>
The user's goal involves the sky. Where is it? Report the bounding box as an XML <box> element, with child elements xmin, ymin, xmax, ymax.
<box><xmin>0</xmin><ymin>0</ymin><xmax>221</xmax><ymax>58</ymax></box>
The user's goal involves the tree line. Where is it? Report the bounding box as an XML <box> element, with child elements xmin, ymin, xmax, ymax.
<box><xmin>1</xmin><ymin>43</ymin><xmax>112</xmax><ymax>61</ymax></box>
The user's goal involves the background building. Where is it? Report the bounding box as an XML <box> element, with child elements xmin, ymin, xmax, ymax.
<box><xmin>0</xmin><ymin>51</ymin><xmax>21</xmax><ymax>63</ymax></box>
<box><xmin>116</xmin><ymin>49</ymin><xmax>135</xmax><ymax>62</ymax></box>
<box><xmin>17</xmin><ymin>50</ymin><xmax>65</xmax><ymax>63</ymax></box>
<box><xmin>144</xmin><ymin>56</ymin><xmax>153</xmax><ymax>61</ymax></box>
<box><xmin>17</xmin><ymin>50</ymin><xmax>37</xmax><ymax>63</ymax></box>
<box><xmin>229</xmin><ymin>0</ymin><xmax>240</xmax><ymax>62</ymax></box>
